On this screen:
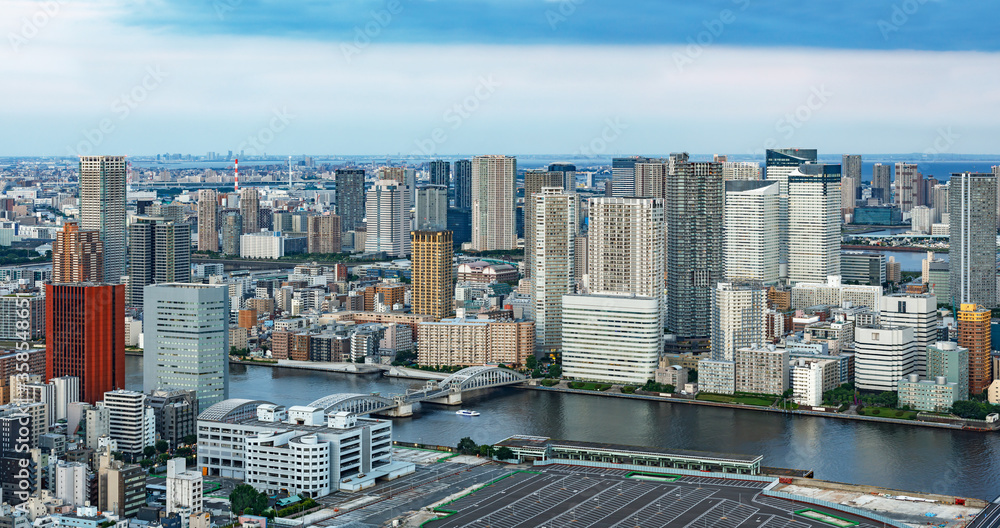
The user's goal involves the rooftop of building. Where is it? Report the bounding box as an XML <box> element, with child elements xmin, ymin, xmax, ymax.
<box><xmin>494</xmin><ymin>435</ymin><xmax>762</xmax><ymax>464</ymax></box>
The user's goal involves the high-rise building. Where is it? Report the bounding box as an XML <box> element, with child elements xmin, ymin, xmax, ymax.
<box><xmin>414</xmin><ymin>185</ymin><xmax>448</xmax><ymax>231</ymax></box>
<box><xmin>841</xmin><ymin>176</ymin><xmax>858</xmax><ymax>216</ymax></box>
<box><xmin>102</xmin><ymin>389</ymin><xmax>155</xmax><ymax>457</ymax></box>
<box><xmin>531</xmin><ymin>188</ymin><xmax>576</xmax><ymax>353</ymax></box>
<box><xmin>787</xmin><ymin>163</ymin><xmax>841</xmax><ymax>284</ymax></box>
<box><xmin>854</xmin><ymin>325</ymin><xmax>916</xmax><ymax>392</ymax></box>
<box><xmin>765</xmin><ymin>148</ymin><xmax>817</xmax><ymax>274</ymax></box>
<box><xmin>950</xmin><ymin>172</ymin><xmax>998</xmax><ymax>308</ymax></box>
<box><xmin>454</xmin><ymin>160</ymin><xmax>472</xmax><ymax>210</ymax></box>
<box><xmin>523</xmin><ymin>170</ymin><xmax>566</xmax><ymax>279</ymax></box>
<box><xmin>871</xmin><ymin>163</ymin><xmax>892</xmax><ymax>204</ymax></box>
<box><xmin>611</xmin><ymin>156</ymin><xmax>652</xmax><ymax>197</ymax></box>
<box><xmin>197</xmin><ymin>189</ymin><xmax>219</xmax><ymax>252</ymax></box>
<box><xmin>723</xmin><ymin>180</ymin><xmax>779</xmax><ymax>283</ymax></box>
<box><xmin>711</xmin><ymin>283</ymin><xmax>766</xmax><ymax>362</ymax></box>
<box><xmin>221</xmin><ymin>211</ymin><xmax>242</xmax><ymax>256</ymax></box>
<box><xmin>144</xmin><ymin>283</ymin><xmax>229</xmax><ymax>412</ymax></box>
<box><xmin>334</xmin><ymin>168</ymin><xmax>366</xmax><ymax>232</ymax></box>
<box><xmin>666</xmin><ymin>155</ymin><xmax>723</xmax><ymax>353</ymax></box>
<box><xmin>307</xmin><ymin>214</ymin><xmax>341</xmax><ymax>254</ymax></box>
<box><xmin>410</xmin><ymin>230</ymin><xmax>453</xmax><ymax>321</ymax></box>
<box><xmin>239</xmin><ymin>188</ymin><xmax>260</xmax><ymax>234</ymax></box>
<box><xmin>842</xmin><ymin>155</ymin><xmax>862</xmax><ymax>182</ymax></box>
<box><xmin>931</xmin><ymin>183</ymin><xmax>949</xmax><ymax>224</ymax></box>
<box><xmin>562</xmin><ymin>293</ymin><xmax>660</xmax><ymax>384</ymax></box>
<box><xmin>471</xmin><ymin>155</ymin><xmax>517</xmax><ymax>250</ymax></box>
<box><xmin>429</xmin><ymin>160</ymin><xmax>450</xmax><ymax>187</ymax></box>
<box><xmin>46</xmin><ymin>283</ymin><xmax>125</xmax><ymax>404</ymax></box>
<box><xmin>586</xmin><ymin>197</ymin><xmax>665</xmax><ymax>302</ymax></box>
<box><xmin>128</xmin><ymin>217</ymin><xmax>191</xmax><ymax>309</ymax></box>
<box><xmin>995</xmin><ymin>165</ymin><xmax>1000</xmax><ymax>230</ymax></box>
<box><xmin>79</xmin><ymin>156</ymin><xmax>127</xmax><ymax>283</ymax></box>
<box><xmin>547</xmin><ymin>163</ymin><xmax>577</xmax><ymax>193</ymax></box>
<box><xmin>364</xmin><ymin>180</ymin><xmax>410</xmax><ymax>257</ymax></box>
<box><xmin>958</xmin><ymin>303</ymin><xmax>991</xmax><ymax>394</ymax></box>
<box><xmin>721</xmin><ymin>162</ymin><xmax>761</xmax><ymax>181</ymax></box>
<box><xmin>894</xmin><ymin>163</ymin><xmax>923</xmax><ymax>212</ymax></box>
<box><xmin>634</xmin><ymin>161</ymin><xmax>666</xmax><ymax>199</ymax></box>
<box><xmin>52</xmin><ymin>221</ymin><xmax>103</xmax><ymax>283</ymax></box>
<box><xmin>926</xmin><ymin>341</ymin><xmax>969</xmax><ymax>401</ymax></box>
<box><xmin>879</xmin><ymin>294</ymin><xmax>939</xmax><ymax>377</ymax></box>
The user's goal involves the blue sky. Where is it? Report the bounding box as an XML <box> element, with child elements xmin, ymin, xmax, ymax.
<box><xmin>3</xmin><ymin>0</ymin><xmax>1000</xmax><ymax>156</ymax></box>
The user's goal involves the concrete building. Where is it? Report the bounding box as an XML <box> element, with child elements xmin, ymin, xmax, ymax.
<box><xmin>897</xmin><ymin>374</ymin><xmax>962</xmax><ymax>413</ymax></box>
<box><xmin>165</xmin><ymin>458</ymin><xmax>202</xmax><ymax>515</ymax></box>
<box><xmin>734</xmin><ymin>346</ymin><xmax>788</xmax><ymax>396</ymax></box>
<box><xmin>197</xmin><ymin>399</ymin><xmax>414</xmax><ymax>495</ymax></box>
<box><xmin>334</xmin><ymin>168</ymin><xmax>366</xmax><ymax>232</ymax></box>
<box><xmin>854</xmin><ymin>325</ymin><xmax>916</xmax><ymax>392</ymax></box>
<box><xmin>239</xmin><ymin>188</ymin><xmax>260</xmax><ymax>234</ymax></box>
<box><xmin>958</xmin><ymin>303</ymin><xmax>992</xmax><ymax>394</ymax></box>
<box><xmin>52</xmin><ymin>222</ymin><xmax>103</xmax><ymax>283</ymax></box>
<box><xmin>144</xmin><ymin>284</ymin><xmax>229</xmax><ymax>412</ymax></box>
<box><xmin>0</xmin><ymin>293</ymin><xmax>45</xmax><ymax>342</ymax></box>
<box><xmin>197</xmin><ymin>189</ymin><xmax>218</xmax><ymax>252</ymax></box>
<box><xmin>531</xmin><ymin>188</ymin><xmax>576</xmax><ymax>353</ymax></box>
<box><xmin>471</xmin><ymin>155</ymin><xmax>517</xmax><ymax>250</ymax></box>
<box><xmin>102</xmin><ymin>389</ymin><xmax>154</xmax><ymax>457</ymax></box>
<box><xmin>790</xmin><ymin>275</ymin><xmax>881</xmax><ymax>311</ymax></box>
<box><xmin>307</xmin><ymin>214</ymin><xmax>342</xmax><ymax>255</ymax></box>
<box><xmin>417</xmin><ymin>318</ymin><xmax>534</xmax><ymax>367</ymax></box>
<box><xmin>723</xmin><ymin>180</ymin><xmax>779</xmax><ymax>283</ymax></box>
<box><xmin>840</xmin><ymin>251</ymin><xmax>886</xmax><ymax>285</ymax></box>
<box><xmin>698</xmin><ymin>359</ymin><xmax>736</xmax><ymax>395</ymax></box>
<box><xmin>221</xmin><ymin>211</ymin><xmax>242</xmax><ymax>256</ymax></box>
<box><xmin>787</xmin><ymin>163</ymin><xmax>841</xmax><ymax>284</ymax></box>
<box><xmin>926</xmin><ymin>341</ymin><xmax>969</xmax><ymax>401</ymax></box>
<box><xmin>456</xmin><ymin>261</ymin><xmax>518</xmax><ymax>284</ymax></box>
<box><xmin>128</xmin><ymin>216</ymin><xmax>191</xmax><ymax>309</ymax></box>
<box><xmin>146</xmin><ymin>389</ymin><xmax>196</xmax><ymax>448</ymax></box>
<box><xmin>879</xmin><ymin>293</ymin><xmax>938</xmax><ymax>377</ymax></box>
<box><xmin>895</xmin><ymin>163</ymin><xmax>922</xmax><ymax>213</ymax></box>
<box><xmin>561</xmin><ymin>293</ymin><xmax>661</xmax><ymax>384</ymax></box>
<box><xmin>241</xmin><ymin>232</ymin><xmax>285</xmax><ymax>259</ymax></box>
<box><xmin>410</xmin><ymin>230</ymin><xmax>453</xmax><ymax>321</ymax></box>
<box><xmin>789</xmin><ymin>357</ymin><xmax>838</xmax><ymax>406</ymax></box>
<box><xmin>710</xmin><ymin>283</ymin><xmax>766</xmax><ymax>362</ymax></box>
<box><xmin>523</xmin><ymin>171</ymin><xmax>567</xmax><ymax>280</ymax></box>
<box><xmin>950</xmin><ymin>172</ymin><xmax>998</xmax><ymax>308</ymax></box>
<box><xmin>55</xmin><ymin>461</ymin><xmax>88</xmax><ymax>507</ymax></box>
<box><xmin>365</xmin><ymin>180</ymin><xmax>410</xmax><ymax>257</ymax></box>
<box><xmin>97</xmin><ymin>449</ymin><xmax>146</xmax><ymax>518</ymax></box>
<box><xmin>415</xmin><ymin>185</ymin><xmax>447</xmax><ymax>231</ymax></box>
<box><xmin>721</xmin><ymin>161</ymin><xmax>761</xmax><ymax>181</ymax></box>
<box><xmin>454</xmin><ymin>159</ymin><xmax>472</xmax><ymax>211</ymax></box>
<box><xmin>765</xmin><ymin>148</ymin><xmax>817</xmax><ymax>275</ymax></box>
<box><xmin>872</xmin><ymin>163</ymin><xmax>892</xmax><ymax>203</ymax></box>
<box><xmin>911</xmin><ymin>205</ymin><xmax>934</xmax><ymax>234</ymax></box>
<box><xmin>79</xmin><ymin>156</ymin><xmax>127</xmax><ymax>283</ymax></box>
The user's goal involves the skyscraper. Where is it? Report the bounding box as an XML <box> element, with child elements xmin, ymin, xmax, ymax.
<box><xmin>221</xmin><ymin>212</ymin><xmax>242</xmax><ymax>256</ymax></box>
<box><xmin>723</xmin><ymin>180</ymin><xmax>779</xmax><ymax>284</ymax></box>
<box><xmin>765</xmin><ymin>148</ymin><xmax>817</xmax><ymax>275</ymax></box>
<box><xmin>958</xmin><ymin>303</ymin><xmax>991</xmax><ymax>394</ymax></box>
<box><xmin>531</xmin><ymin>188</ymin><xmax>576</xmax><ymax>354</ymax></box>
<box><xmin>239</xmin><ymin>188</ymin><xmax>260</xmax><ymax>234</ymax></box>
<box><xmin>787</xmin><ymin>164</ymin><xmax>841</xmax><ymax>284</ymax></box>
<box><xmin>144</xmin><ymin>283</ymin><xmax>229</xmax><ymax>412</ymax></box>
<box><xmin>721</xmin><ymin>161</ymin><xmax>761</xmax><ymax>181</ymax></box>
<box><xmin>842</xmin><ymin>154</ymin><xmax>862</xmax><ymax>182</ymax></box>
<box><xmin>471</xmin><ymin>155</ymin><xmax>517</xmax><ymax>251</ymax></box>
<box><xmin>879</xmin><ymin>293</ymin><xmax>939</xmax><ymax>377</ymax></box>
<box><xmin>128</xmin><ymin>217</ymin><xmax>191</xmax><ymax>309</ymax></box>
<box><xmin>523</xmin><ymin>170</ymin><xmax>566</xmax><ymax>279</ymax></box>
<box><xmin>79</xmin><ymin>156</ymin><xmax>127</xmax><ymax>283</ymax></box>
<box><xmin>415</xmin><ymin>185</ymin><xmax>448</xmax><ymax>230</ymax></box>
<box><xmin>46</xmin><ymin>283</ymin><xmax>125</xmax><ymax>404</ymax></box>
<box><xmin>872</xmin><ymin>163</ymin><xmax>892</xmax><ymax>203</ymax></box>
<box><xmin>334</xmin><ymin>168</ymin><xmax>366</xmax><ymax>232</ymax></box>
<box><xmin>197</xmin><ymin>189</ymin><xmax>219</xmax><ymax>252</ymax></box>
<box><xmin>611</xmin><ymin>156</ymin><xmax>652</xmax><ymax>197</ymax></box>
<box><xmin>410</xmin><ymin>230</ymin><xmax>453</xmax><ymax>321</ymax></box>
<box><xmin>634</xmin><ymin>161</ymin><xmax>667</xmax><ymax>199</ymax></box>
<box><xmin>895</xmin><ymin>163</ymin><xmax>922</xmax><ymax>212</ymax></box>
<box><xmin>454</xmin><ymin>159</ymin><xmax>472</xmax><ymax>210</ymax></box>
<box><xmin>586</xmin><ymin>197</ymin><xmax>665</xmax><ymax>301</ymax></box>
<box><xmin>52</xmin><ymin>221</ymin><xmax>103</xmax><ymax>283</ymax></box>
<box><xmin>307</xmin><ymin>214</ymin><xmax>341</xmax><ymax>254</ymax></box>
<box><xmin>548</xmin><ymin>163</ymin><xmax>577</xmax><ymax>193</ymax></box>
<box><xmin>950</xmin><ymin>172</ymin><xmax>998</xmax><ymax>307</ymax></box>
<box><xmin>710</xmin><ymin>283</ymin><xmax>766</xmax><ymax>362</ymax></box>
<box><xmin>841</xmin><ymin>176</ymin><xmax>858</xmax><ymax>216</ymax></box>
<box><xmin>365</xmin><ymin>180</ymin><xmax>410</xmax><ymax>257</ymax></box>
<box><xmin>666</xmin><ymin>155</ymin><xmax>723</xmax><ymax>353</ymax></box>
<box><xmin>429</xmin><ymin>160</ymin><xmax>450</xmax><ymax>187</ymax></box>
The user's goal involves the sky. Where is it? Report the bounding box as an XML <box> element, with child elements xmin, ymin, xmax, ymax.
<box><xmin>3</xmin><ymin>0</ymin><xmax>1000</xmax><ymax>157</ymax></box>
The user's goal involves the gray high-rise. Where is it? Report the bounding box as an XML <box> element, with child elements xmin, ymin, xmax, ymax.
<box><xmin>454</xmin><ymin>159</ymin><xmax>472</xmax><ymax>210</ymax></box>
<box><xmin>429</xmin><ymin>160</ymin><xmax>450</xmax><ymax>187</ymax></box>
<box><xmin>80</xmin><ymin>156</ymin><xmax>127</xmax><ymax>283</ymax></box>
<box><xmin>548</xmin><ymin>163</ymin><xmax>577</xmax><ymax>193</ymax></box>
<box><xmin>524</xmin><ymin>170</ymin><xmax>567</xmax><ymax>279</ymax></box>
<box><xmin>334</xmin><ymin>168</ymin><xmax>366</xmax><ymax>232</ymax></box>
<box><xmin>950</xmin><ymin>172</ymin><xmax>998</xmax><ymax>307</ymax></box>
<box><xmin>611</xmin><ymin>156</ymin><xmax>653</xmax><ymax>197</ymax></box>
<box><xmin>239</xmin><ymin>188</ymin><xmax>260</xmax><ymax>234</ymax></box>
<box><xmin>128</xmin><ymin>217</ymin><xmax>191</xmax><ymax>308</ymax></box>
<box><xmin>765</xmin><ymin>148</ymin><xmax>817</xmax><ymax>276</ymax></box>
<box><xmin>666</xmin><ymin>154</ymin><xmax>723</xmax><ymax>354</ymax></box>
<box><xmin>221</xmin><ymin>212</ymin><xmax>242</xmax><ymax>256</ymax></box>
<box><xmin>872</xmin><ymin>163</ymin><xmax>892</xmax><ymax>204</ymax></box>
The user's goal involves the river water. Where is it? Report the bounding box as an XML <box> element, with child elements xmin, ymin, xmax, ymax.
<box><xmin>124</xmin><ymin>357</ymin><xmax>999</xmax><ymax>500</ymax></box>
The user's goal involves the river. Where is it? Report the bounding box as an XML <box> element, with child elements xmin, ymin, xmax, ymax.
<box><xmin>124</xmin><ymin>357</ymin><xmax>999</xmax><ymax>500</ymax></box>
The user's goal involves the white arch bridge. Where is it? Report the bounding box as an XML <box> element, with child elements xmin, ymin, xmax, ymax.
<box><xmin>307</xmin><ymin>365</ymin><xmax>527</xmax><ymax>417</ymax></box>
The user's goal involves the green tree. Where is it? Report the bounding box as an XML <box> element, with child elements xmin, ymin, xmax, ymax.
<box><xmin>548</xmin><ymin>364</ymin><xmax>562</xmax><ymax>378</ymax></box>
<box><xmin>231</xmin><ymin>485</ymin><xmax>267</xmax><ymax>516</ymax></box>
<box><xmin>143</xmin><ymin>446</ymin><xmax>157</xmax><ymax>459</ymax></box>
<box><xmin>478</xmin><ymin>444</ymin><xmax>495</xmax><ymax>457</ymax></box>
<box><xmin>525</xmin><ymin>356</ymin><xmax>537</xmax><ymax>370</ymax></box>
<box><xmin>157</xmin><ymin>453</ymin><xmax>171</xmax><ymax>464</ymax></box>
<box><xmin>457</xmin><ymin>437</ymin><xmax>478</xmax><ymax>455</ymax></box>
<box><xmin>182</xmin><ymin>434</ymin><xmax>198</xmax><ymax>445</ymax></box>
<box><xmin>155</xmin><ymin>440</ymin><xmax>169</xmax><ymax>454</ymax></box>
<box><xmin>495</xmin><ymin>446</ymin><xmax>515</xmax><ymax>460</ymax></box>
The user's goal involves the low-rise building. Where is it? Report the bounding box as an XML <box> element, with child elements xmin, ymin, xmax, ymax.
<box><xmin>165</xmin><ymin>458</ymin><xmax>202</xmax><ymax>515</ymax></box>
<box><xmin>456</xmin><ymin>261</ymin><xmax>518</xmax><ymax>284</ymax></box>
<box><xmin>897</xmin><ymin>374</ymin><xmax>962</xmax><ymax>412</ymax></box>
<box><xmin>854</xmin><ymin>325</ymin><xmax>916</xmax><ymax>392</ymax></box>
<box><xmin>698</xmin><ymin>359</ymin><xmax>735</xmax><ymax>395</ymax></box>
<box><xmin>417</xmin><ymin>318</ymin><xmax>534</xmax><ymax>368</ymax></box>
<box><xmin>789</xmin><ymin>357</ymin><xmax>838</xmax><ymax>406</ymax></box>
<box><xmin>734</xmin><ymin>346</ymin><xmax>788</xmax><ymax>396</ymax></box>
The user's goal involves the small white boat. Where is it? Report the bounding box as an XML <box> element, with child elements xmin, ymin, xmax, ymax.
<box><xmin>455</xmin><ymin>409</ymin><xmax>480</xmax><ymax>416</ymax></box>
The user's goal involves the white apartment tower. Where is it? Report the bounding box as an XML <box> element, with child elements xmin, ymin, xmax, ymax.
<box><xmin>79</xmin><ymin>156</ymin><xmax>127</xmax><ymax>283</ymax></box>
<box><xmin>143</xmin><ymin>283</ymin><xmax>230</xmax><ymax>412</ymax></box>
<box><xmin>586</xmin><ymin>197</ymin><xmax>665</xmax><ymax>303</ymax></box>
<box><xmin>471</xmin><ymin>155</ymin><xmax>517</xmax><ymax>250</ymax></box>
<box><xmin>724</xmin><ymin>180</ymin><xmax>779</xmax><ymax>283</ymax></box>
<box><xmin>787</xmin><ymin>163</ymin><xmax>841</xmax><ymax>283</ymax></box>
<box><xmin>364</xmin><ymin>180</ymin><xmax>411</xmax><ymax>257</ymax></box>
<box><xmin>531</xmin><ymin>188</ymin><xmax>576</xmax><ymax>353</ymax></box>
<box><xmin>102</xmin><ymin>389</ymin><xmax>155</xmax><ymax>457</ymax></box>
<box><xmin>765</xmin><ymin>148</ymin><xmax>817</xmax><ymax>276</ymax></box>
<box><xmin>711</xmin><ymin>283</ymin><xmax>767</xmax><ymax>362</ymax></box>
<box><xmin>879</xmin><ymin>293</ymin><xmax>939</xmax><ymax>377</ymax></box>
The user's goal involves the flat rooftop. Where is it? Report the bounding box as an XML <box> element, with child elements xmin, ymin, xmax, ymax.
<box><xmin>495</xmin><ymin>435</ymin><xmax>762</xmax><ymax>464</ymax></box>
